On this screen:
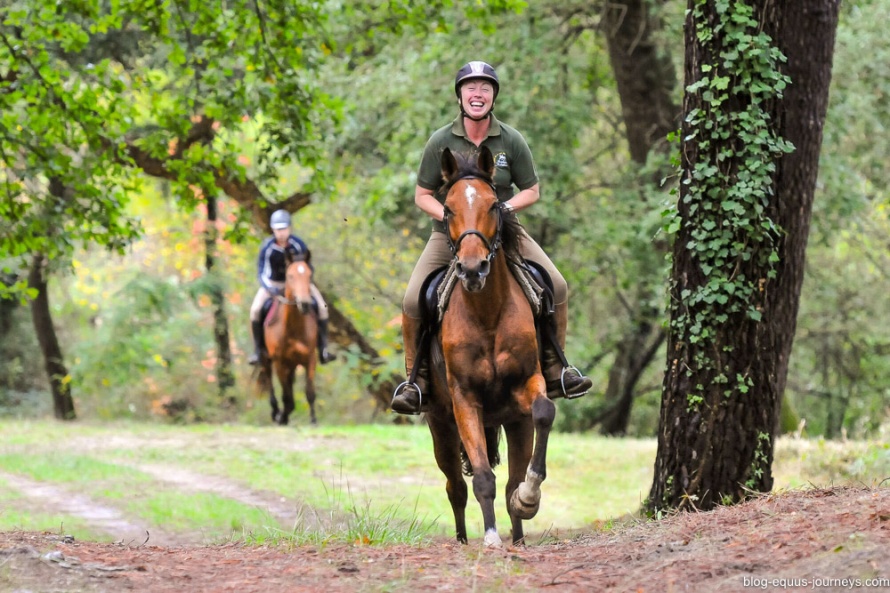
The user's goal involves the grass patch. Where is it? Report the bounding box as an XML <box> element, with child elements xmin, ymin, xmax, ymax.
<box><xmin>247</xmin><ymin>494</ymin><xmax>436</xmax><ymax>547</ymax></box>
<box><xmin>0</xmin><ymin>453</ymin><xmax>151</xmax><ymax>488</ymax></box>
<box><xmin>129</xmin><ymin>491</ymin><xmax>281</xmax><ymax>543</ymax></box>
<box><xmin>773</xmin><ymin>438</ymin><xmax>890</xmax><ymax>488</ymax></box>
<box><xmin>1</xmin><ymin>420</ymin><xmax>888</xmax><ymax>545</ymax></box>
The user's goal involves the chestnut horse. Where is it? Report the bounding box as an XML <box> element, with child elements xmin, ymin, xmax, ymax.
<box><xmin>424</xmin><ymin>147</ymin><xmax>556</xmax><ymax>546</ymax></box>
<box><xmin>258</xmin><ymin>254</ymin><xmax>318</xmax><ymax>425</ymax></box>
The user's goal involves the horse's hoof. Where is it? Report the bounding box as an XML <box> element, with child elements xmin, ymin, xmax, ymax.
<box><xmin>483</xmin><ymin>529</ymin><xmax>502</xmax><ymax>548</ymax></box>
<box><xmin>510</xmin><ymin>484</ymin><xmax>541</xmax><ymax>520</ymax></box>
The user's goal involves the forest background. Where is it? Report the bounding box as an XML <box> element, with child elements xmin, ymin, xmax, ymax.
<box><xmin>1</xmin><ymin>0</ymin><xmax>887</xmax><ymax>442</ymax></box>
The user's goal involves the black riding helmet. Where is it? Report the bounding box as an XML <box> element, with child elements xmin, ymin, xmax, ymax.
<box><xmin>454</xmin><ymin>61</ymin><xmax>500</xmax><ymax>101</ymax></box>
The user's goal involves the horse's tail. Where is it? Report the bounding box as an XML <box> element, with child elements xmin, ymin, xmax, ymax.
<box><xmin>460</xmin><ymin>426</ymin><xmax>502</xmax><ymax>476</ymax></box>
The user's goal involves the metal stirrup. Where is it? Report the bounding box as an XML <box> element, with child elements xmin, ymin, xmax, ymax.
<box><xmin>392</xmin><ymin>381</ymin><xmax>423</xmax><ymax>413</ymax></box>
<box><xmin>561</xmin><ymin>366</ymin><xmax>589</xmax><ymax>400</ymax></box>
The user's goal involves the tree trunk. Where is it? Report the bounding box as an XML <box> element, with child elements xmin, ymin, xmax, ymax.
<box><xmin>28</xmin><ymin>252</ymin><xmax>76</xmax><ymax>420</ymax></box>
<box><xmin>325</xmin><ymin>299</ymin><xmax>404</xmax><ymax>414</ymax></box>
<box><xmin>598</xmin><ymin>317</ymin><xmax>665</xmax><ymax>434</ymax></box>
<box><xmin>599</xmin><ymin>0</ymin><xmax>679</xmax><ymax>434</ymax></box>
<box><xmin>604</xmin><ymin>0</ymin><xmax>679</xmax><ymax>162</ymax></box>
<box><xmin>204</xmin><ymin>193</ymin><xmax>235</xmax><ymax>397</ymax></box>
<box><xmin>647</xmin><ymin>0</ymin><xmax>840</xmax><ymax>512</ymax></box>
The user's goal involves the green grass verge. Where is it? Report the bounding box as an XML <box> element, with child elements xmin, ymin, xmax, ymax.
<box><xmin>0</xmin><ymin>420</ymin><xmax>887</xmax><ymax>545</ymax></box>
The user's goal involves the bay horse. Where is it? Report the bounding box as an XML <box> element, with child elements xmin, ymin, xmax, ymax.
<box><xmin>257</xmin><ymin>253</ymin><xmax>318</xmax><ymax>425</ymax></box>
<box><xmin>424</xmin><ymin>146</ymin><xmax>556</xmax><ymax>547</ymax></box>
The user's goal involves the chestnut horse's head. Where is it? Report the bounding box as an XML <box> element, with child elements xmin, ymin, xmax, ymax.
<box><xmin>441</xmin><ymin>147</ymin><xmax>505</xmax><ymax>292</ymax></box>
<box><xmin>284</xmin><ymin>252</ymin><xmax>314</xmax><ymax>315</ymax></box>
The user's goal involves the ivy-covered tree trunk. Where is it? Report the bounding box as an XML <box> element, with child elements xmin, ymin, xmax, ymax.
<box><xmin>647</xmin><ymin>0</ymin><xmax>840</xmax><ymax>512</ymax></box>
<box><xmin>27</xmin><ymin>253</ymin><xmax>76</xmax><ymax>420</ymax></box>
<box><xmin>599</xmin><ymin>0</ymin><xmax>678</xmax><ymax>435</ymax></box>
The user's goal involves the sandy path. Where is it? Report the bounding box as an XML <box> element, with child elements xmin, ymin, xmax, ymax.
<box><xmin>0</xmin><ymin>471</ymin><xmax>184</xmax><ymax>546</ymax></box>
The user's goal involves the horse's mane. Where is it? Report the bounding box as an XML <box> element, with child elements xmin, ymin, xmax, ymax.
<box><xmin>438</xmin><ymin>150</ymin><xmax>524</xmax><ymax>259</ymax></box>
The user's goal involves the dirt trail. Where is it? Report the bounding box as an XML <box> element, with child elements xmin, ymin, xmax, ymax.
<box><xmin>134</xmin><ymin>463</ymin><xmax>312</xmax><ymax>528</ymax></box>
<box><xmin>1</xmin><ymin>461</ymin><xmax>333</xmax><ymax>546</ymax></box>
<box><xmin>0</xmin><ymin>471</ymin><xmax>184</xmax><ymax>547</ymax></box>
<box><xmin>1</xmin><ymin>486</ymin><xmax>888</xmax><ymax>593</ymax></box>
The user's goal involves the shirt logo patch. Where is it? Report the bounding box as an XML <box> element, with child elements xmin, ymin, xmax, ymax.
<box><xmin>494</xmin><ymin>152</ymin><xmax>508</xmax><ymax>168</ymax></box>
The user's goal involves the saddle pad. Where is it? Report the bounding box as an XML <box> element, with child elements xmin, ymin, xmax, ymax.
<box><xmin>435</xmin><ymin>258</ymin><xmax>544</xmax><ymax>322</ymax></box>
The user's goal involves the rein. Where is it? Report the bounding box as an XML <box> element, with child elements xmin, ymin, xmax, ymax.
<box><xmin>275</xmin><ymin>294</ymin><xmax>306</xmax><ymax>307</ymax></box>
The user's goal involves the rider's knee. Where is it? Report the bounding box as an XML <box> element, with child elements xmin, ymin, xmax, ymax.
<box><xmin>550</xmin><ymin>271</ymin><xmax>568</xmax><ymax>304</ymax></box>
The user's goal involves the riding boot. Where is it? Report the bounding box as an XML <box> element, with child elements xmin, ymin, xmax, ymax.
<box><xmin>317</xmin><ymin>318</ymin><xmax>335</xmax><ymax>364</ymax></box>
<box><xmin>248</xmin><ymin>320</ymin><xmax>264</xmax><ymax>365</ymax></box>
<box><xmin>542</xmin><ymin>301</ymin><xmax>592</xmax><ymax>399</ymax></box>
<box><xmin>391</xmin><ymin>313</ymin><xmax>428</xmax><ymax>415</ymax></box>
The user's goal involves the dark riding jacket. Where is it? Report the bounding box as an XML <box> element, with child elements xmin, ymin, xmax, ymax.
<box><xmin>257</xmin><ymin>235</ymin><xmax>309</xmax><ymax>292</ymax></box>
<box><xmin>417</xmin><ymin>114</ymin><xmax>539</xmax><ymax>232</ymax></box>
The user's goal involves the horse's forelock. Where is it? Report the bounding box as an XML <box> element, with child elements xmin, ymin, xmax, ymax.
<box><xmin>438</xmin><ymin>151</ymin><xmax>495</xmax><ymax>199</ymax></box>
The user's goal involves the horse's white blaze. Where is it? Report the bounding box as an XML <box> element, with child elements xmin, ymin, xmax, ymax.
<box><xmin>464</xmin><ymin>184</ymin><xmax>478</xmax><ymax>208</ymax></box>
<box><xmin>297</xmin><ymin>263</ymin><xmax>306</xmax><ymax>274</ymax></box>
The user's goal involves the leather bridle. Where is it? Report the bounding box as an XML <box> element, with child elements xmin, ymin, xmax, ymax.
<box><xmin>442</xmin><ymin>177</ymin><xmax>504</xmax><ymax>266</ymax></box>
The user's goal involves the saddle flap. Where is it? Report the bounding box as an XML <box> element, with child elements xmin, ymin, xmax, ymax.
<box><xmin>261</xmin><ymin>298</ymin><xmax>276</xmax><ymax>325</ymax></box>
<box><xmin>521</xmin><ymin>259</ymin><xmax>555</xmax><ymax>316</ymax></box>
<box><xmin>421</xmin><ymin>265</ymin><xmax>450</xmax><ymax>326</ymax></box>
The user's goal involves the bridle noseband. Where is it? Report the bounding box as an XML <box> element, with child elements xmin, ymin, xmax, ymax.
<box><xmin>443</xmin><ymin>176</ymin><xmax>504</xmax><ymax>265</ymax></box>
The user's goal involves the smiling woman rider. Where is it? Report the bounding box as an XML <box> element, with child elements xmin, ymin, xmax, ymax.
<box><xmin>390</xmin><ymin>60</ymin><xmax>592</xmax><ymax>415</ymax></box>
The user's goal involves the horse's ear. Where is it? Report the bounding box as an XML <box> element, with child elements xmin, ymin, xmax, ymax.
<box><xmin>304</xmin><ymin>250</ymin><xmax>312</xmax><ymax>266</ymax></box>
<box><xmin>477</xmin><ymin>146</ymin><xmax>495</xmax><ymax>180</ymax></box>
<box><xmin>441</xmin><ymin>147</ymin><xmax>458</xmax><ymax>182</ymax></box>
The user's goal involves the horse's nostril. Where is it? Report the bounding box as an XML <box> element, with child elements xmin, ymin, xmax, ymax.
<box><xmin>479</xmin><ymin>260</ymin><xmax>490</xmax><ymax>277</ymax></box>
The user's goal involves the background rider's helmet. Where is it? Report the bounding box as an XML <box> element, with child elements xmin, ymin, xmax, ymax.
<box><xmin>454</xmin><ymin>61</ymin><xmax>499</xmax><ymax>101</ymax></box>
<box><xmin>270</xmin><ymin>209</ymin><xmax>291</xmax><ymax>230</ymax></box>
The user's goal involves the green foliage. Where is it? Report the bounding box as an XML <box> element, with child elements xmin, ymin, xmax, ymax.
<box><xmin>781</xmin><ymin>0</ymin><xmax>890</xmax><ymax>438</ymax></box>
<box><xmin>745</xmin><ymin>431</ymin><xmax>771</xmax><ymax>489</ymax></box>
<box><xmin>668</xmin><ymin>0</ymin><xmax>791</xmax><ymax>407</ymax></box>
<box><xmin>0</xmin><ymin>0</ymin><xmax>886</xmax><ymax>438</ymax></box>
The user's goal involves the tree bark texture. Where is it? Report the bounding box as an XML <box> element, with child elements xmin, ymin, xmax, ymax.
<box><xmin>28</xmin><ymin>252</ymin><xmax>76</xmax><ymax>420</ymax></box>
<box><xmin>599</xmin><ymin>0</ymin><xmax>679</xmax><ymax>434</ymax></box>
<box><xmin>648</xmin><ymin>0</ymin><xmax>840</xmax><ymax>512</ymax></box>
<box><xmin>204</xmin><ymin>193</ymin><xmax>236</xmax><ymax>395</ymax></box>
<box><xmin>603</xmin><ymin>0</ymin><xmax>680</xmax><ymax>163</ymax></box>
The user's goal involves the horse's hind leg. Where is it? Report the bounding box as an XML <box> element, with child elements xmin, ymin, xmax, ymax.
<box><xmin>427</xmin><ymin>415</ymin><xmax>469</xmax><ymax>544</ymax></box>
<box><xmin>509</xmin><ymin>396</ymin><xmax>555</xmax><ymax>529</ymax></box>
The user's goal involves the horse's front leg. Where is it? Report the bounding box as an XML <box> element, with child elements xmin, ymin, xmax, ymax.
<box><xmin>277</xmin><ymin>365</ymin><xmax>296</xmax><ymax>426</ymax></box>
<box><xmin>264</xmin><ymin>363</ymin><xmax>280</xmax><ymax>423</ymax></box>
<box><xmin>304</xmin><ymin>360</ymin><xmax>317</xmax><ymax>426</ymax></box>
<box><xmin>452</xmin><ymin>395</ymin><xmax>500</xmax><ymax>547</ymax></box>
<box><xmin>509</xmin><ymin>379</ymin><xmax>555</xmax><ymax>525</ymax></box>
<box><xmin>503</xmin><ymin>417</ymin><xmax>535</xmax><ymax>545</ymax></box>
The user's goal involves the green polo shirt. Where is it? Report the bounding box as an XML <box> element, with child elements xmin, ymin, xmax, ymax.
<box><xmin>417</xmin><ymin>114</ymin><xmax>538</xmax><ymax>231</ymax></box>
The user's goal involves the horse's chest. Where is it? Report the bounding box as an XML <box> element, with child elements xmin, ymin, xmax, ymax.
<box><xmin>443</xmin><ymin>337</ymin><xmax>536</xmax><ymax>390</ymax></box>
